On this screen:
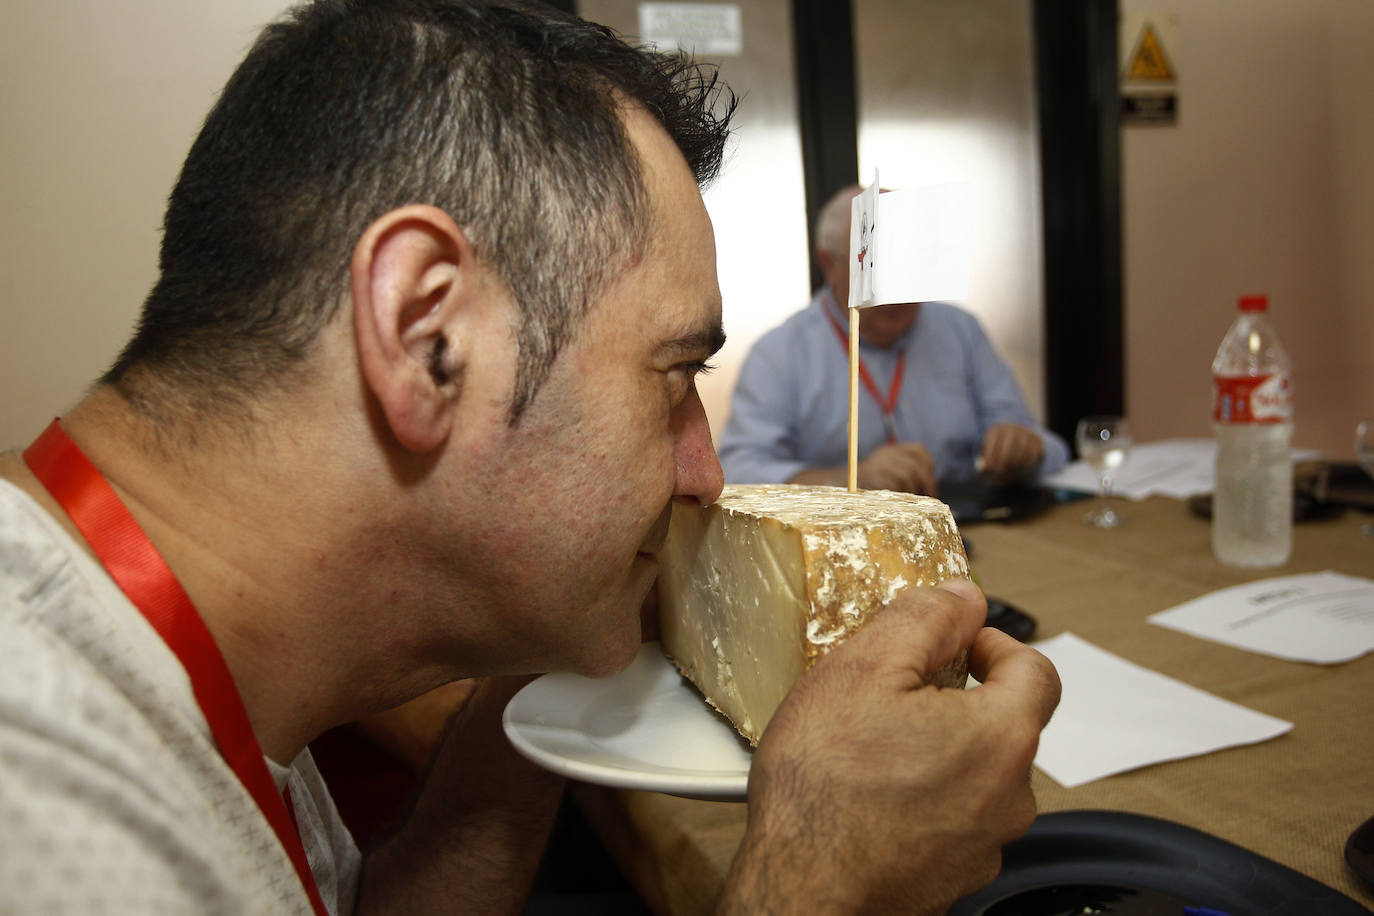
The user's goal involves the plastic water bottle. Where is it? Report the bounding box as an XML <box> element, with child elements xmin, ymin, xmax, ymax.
<box><xmin>1211</xmin><ymin>294</ymin><xmax>1293</xmax><ymax>567</ymax></box>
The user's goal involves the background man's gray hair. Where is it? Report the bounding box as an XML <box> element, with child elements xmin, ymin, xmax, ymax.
<box><xmin>814</xmin><ymin>183</ymin><xmax>863</xmax><ymax>258</ymax></box>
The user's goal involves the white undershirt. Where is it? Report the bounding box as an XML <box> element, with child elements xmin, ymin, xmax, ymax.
<box><xmin>0</xmin><ymin>479</ymin><xmax>361</xmax><ymax>913</ymax></box>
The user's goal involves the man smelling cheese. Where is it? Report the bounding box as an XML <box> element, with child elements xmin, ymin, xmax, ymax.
<box><xmin>657</xmin><ymin>483</ymin><xmax>971</xmax><ymax>745</ymax></box>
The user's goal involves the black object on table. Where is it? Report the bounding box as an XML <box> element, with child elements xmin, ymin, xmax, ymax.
<box><xmin>1187</xmin><ymin>461</ymin><xmax>1374</xmax><ymax>523</ymax></box>
<box><xmin>985</xmin><ymin>596</ymin><xmax>1037</xmax><ymax>643</ymax></box>
<box><xmin>1186</xmin><ymin>490</ymin><xmax>1345</xmax><ymax>523</ymax></box>
<box><xmin>948</xmin><ymin>810</ymin><xmax>1371</xmax><ymax>916</ymax></box>
<box><xmin>941</xmin><ymin>474</ymin><xmax>1056</xmax><ymax>525</ymax></box>
<box><xmin>1346</xmin><ymin>813</ymin><xmax>1374</xmax><ymax>893</ymax></box>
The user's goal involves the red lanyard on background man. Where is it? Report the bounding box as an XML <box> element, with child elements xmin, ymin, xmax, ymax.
<box><xmin>823</xmin><ymin>298</ymin><xmax>907</xmax><ymax>444</ymax></box>
<box><xmin>23</xmin><ymin>419</ymin><xmax>330</xmax><ymax>916</ymax></box>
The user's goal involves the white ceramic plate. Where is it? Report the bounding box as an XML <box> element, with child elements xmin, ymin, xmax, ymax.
<box><xmin>502</xmin><ymin>641</ymin><xmax>752</xmax><ymax>801</ymax></box>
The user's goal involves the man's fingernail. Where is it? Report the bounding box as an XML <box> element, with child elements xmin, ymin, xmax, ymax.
<box><xmin>936</xmin><ymin>578</ymin><xmax>982</xmax><ymax>601</ymax></box>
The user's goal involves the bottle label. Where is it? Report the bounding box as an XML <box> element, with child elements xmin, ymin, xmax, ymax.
<box><xmin>1212</xmin><ymin>372</ymin><xmax>1292</xmax><ymax>423</ymax></box>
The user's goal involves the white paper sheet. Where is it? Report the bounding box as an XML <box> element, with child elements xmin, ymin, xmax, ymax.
<box><xmin>1148</xmin><ymin>571</ymin><xmax>1374</xmax><ymax>664</ymax></box>
<box><xmin>1039</xmin><ymin>437</ymin><xmax>1323</xmax><ymax>501</ymax></box>
<box><xmin>1031</xmin><ymin>633</ymin><xmax>1293</xmax><ymax>788</ymax></box>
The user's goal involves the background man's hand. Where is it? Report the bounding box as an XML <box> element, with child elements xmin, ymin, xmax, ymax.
<box><xmin>720</xmin><ymin>580</ymin><xmax>1061</xmax><ymax>915</ymax></box>
<box><xmin>980</xmin><ymin>423</ymin><xmax>1044</xmax><ymax>477</ymax></box>
<box><xmin>857</xmin><ymin>442</ymin><xmax>938</xmax><ymax>495</ymax></box>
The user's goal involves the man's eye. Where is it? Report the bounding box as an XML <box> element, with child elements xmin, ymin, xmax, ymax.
<box><xmin>667</xmin><ymin>359</ymin><xmax>715</xmax><ymax>403</ymax></box>
<box><xmin>682</xmin><ymin>359</ymin><xmax>717</xmax><ymax>379</ymax></box>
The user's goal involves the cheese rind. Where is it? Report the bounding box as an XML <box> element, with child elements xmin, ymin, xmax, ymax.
<box><xmin>657</xmin><ymin>483</ymin><xmax>971</xmax><ymax>745</ymax></box>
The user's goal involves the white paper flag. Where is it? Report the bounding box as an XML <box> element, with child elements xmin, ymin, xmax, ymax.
<box><xmin>847</xmin><ymin>177</ymin><xmax>879</xmax><ymax>308</ymax></box>
<box><xmin>848</xmin><ymin>173</ymin><xmax>973</xmax><ymax>309</ymax></box>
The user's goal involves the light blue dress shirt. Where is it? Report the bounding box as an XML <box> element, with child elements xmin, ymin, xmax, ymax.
<box><xmin>718</xmin><ymin>289</ymin><xmax>1069</xmax><ymax>484</ymax></box>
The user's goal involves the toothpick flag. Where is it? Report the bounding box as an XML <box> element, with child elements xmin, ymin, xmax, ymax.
<box><xmin>845</xmin><ymin>171</ymin><xmax>974</xmax><ymax>491</ymax></box>
<box><xmin>848</xmin><ymin>176</ymin><xmax>973</xmax><ymax>309</ymax></box>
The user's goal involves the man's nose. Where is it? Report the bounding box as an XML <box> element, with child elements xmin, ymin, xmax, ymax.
<box><xmin>672</xmin><ymin>387</ymin><xmax>724</xmax><ymax>506</ymax></box>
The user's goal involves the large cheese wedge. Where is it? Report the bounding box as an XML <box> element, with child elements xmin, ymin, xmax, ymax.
<box><xmin>656</xmin><ymin>483</ymin><xmax>970</xmax><ymax>746</ymax></box>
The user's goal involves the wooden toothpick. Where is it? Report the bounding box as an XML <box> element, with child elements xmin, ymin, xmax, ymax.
<box><xmin>847</xmin><ymin>305</ymin><xmax>860</xmax><ymax>492</ymax></box>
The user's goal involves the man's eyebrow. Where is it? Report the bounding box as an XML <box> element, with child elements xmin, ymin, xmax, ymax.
<box><xmin>657</xmin><ymin>322</ymin><xmax>726</xmax><ymax>360</ymax></box>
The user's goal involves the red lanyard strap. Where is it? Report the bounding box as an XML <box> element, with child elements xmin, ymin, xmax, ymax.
<box><xmin>23</xmin><ymin>420</ymin><xmax>329</xmax><ymax>916</ymax></box>
<box><xmin>824</xmin><ymin>302</ymin><xmax>906</xmax><ymax>443</ymax></box>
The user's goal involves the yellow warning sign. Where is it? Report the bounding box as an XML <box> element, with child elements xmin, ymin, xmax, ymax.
<box><xmin>1125</xmin><ymin>22</ymin><xmax>1175</xmax><ymax>82</ymax></box>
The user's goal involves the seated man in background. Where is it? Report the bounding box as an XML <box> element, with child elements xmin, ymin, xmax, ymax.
<box><xmin>720</xmin><ymin>184</ymin><xmax>1069</xmax><ymax>496</ymax></box>
<box><xmin>0</xmin><ymin>3</ymin><xmax>1060</xmax><ymax>914</ymax></box>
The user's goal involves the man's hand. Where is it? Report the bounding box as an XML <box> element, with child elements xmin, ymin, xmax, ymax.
<box><xmin>857</xmin><ymin>442</ymin><xmax>938</xmax><ymax>495</ymax></box>
<box><xmin>980</xmin><ymin>423</ymin><xmax>1044</xmax><ymax>477</ymax></box>
<box><xmin>789</xmin><ymin>443</ymin><xmax>937</xmax><ymax>495</ymax></box>
<box><xmin>721</xmin><ymin>580</ymin><xmax>1061</xmax><ymax>915</ymax></box>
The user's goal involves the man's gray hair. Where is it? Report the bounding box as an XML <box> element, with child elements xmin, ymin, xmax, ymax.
<box><xmin>814</xmin><ymin>183</ymin><xmax>864</xmax><ymax>258</ymax></box>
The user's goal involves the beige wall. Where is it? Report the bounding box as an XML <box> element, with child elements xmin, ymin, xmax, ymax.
<box><xmin>1121</xmin><ymin>0</ymin><xmax>1374</xmax><ymax>459</ymax></box>
<box><xmin>0</xmin><ymin>1</ymin><xmax>294</xmax><ymax>450</ymax></box>
<box><xmin>853</xmin><ymin>0</ymin><xmax>1045</xmax><ymax>420</ymax></box>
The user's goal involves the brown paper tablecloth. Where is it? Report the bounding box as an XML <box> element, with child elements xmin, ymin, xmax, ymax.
<box><xmin>576</xmin><ymin>495</ymin><xmax>1374</xmax><ymax>913</ymax></box>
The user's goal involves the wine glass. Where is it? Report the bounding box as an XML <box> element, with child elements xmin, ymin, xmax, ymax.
<box><xmin>1076</xmin><ymin>416</ymin><xmax>1133</xmax><ymax>527</ymax></box>
<box><xmin>1357</xmin><ymin>420</ymin><xmax>1374</xmax><ymax>539</ymax></box>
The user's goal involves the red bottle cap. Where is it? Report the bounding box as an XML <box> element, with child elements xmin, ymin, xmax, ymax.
<box><xmin>1238</xmin><ymin>294</ymin><xmax>1268</xmax><ymax>312</ymax></box>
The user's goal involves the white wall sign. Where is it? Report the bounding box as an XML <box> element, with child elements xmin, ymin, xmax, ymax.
<box><xmin>637</xmin><ymin>3</ymin><xmax>742</xmax><ymax>56</ymax></box>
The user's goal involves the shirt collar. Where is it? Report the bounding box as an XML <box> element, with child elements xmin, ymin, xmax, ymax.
<box><xmin>819</xmin><ymin>286</ymin><xmax>919</xmax><ymax>352</ymax></box>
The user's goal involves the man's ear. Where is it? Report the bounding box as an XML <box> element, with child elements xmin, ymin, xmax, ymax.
<box><xmin>815</xmin><ymin>248</ymin><xmax>841</xmax><ymax>294</ymax></box>
<box><xmin>815</xmin><ymin>248</ymin><xmax>835</xmax><ymax>274</ymax></box>
<box><xmin>351</xmin><ymin>204</ymin><xmax>480</xmax><ymax>453</ymax></box>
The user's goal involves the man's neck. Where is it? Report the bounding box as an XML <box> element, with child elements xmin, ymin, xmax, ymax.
<box><xmin>3</xmin><ymin>388</ymin><xmax>400</xmax><ymax>763</ymax></box>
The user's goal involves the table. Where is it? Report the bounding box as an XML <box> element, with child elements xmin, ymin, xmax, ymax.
<box><xmin>575</xmin><ymin>494</ymin><xmax>1374</xmax><ymax>913</ymax></box>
